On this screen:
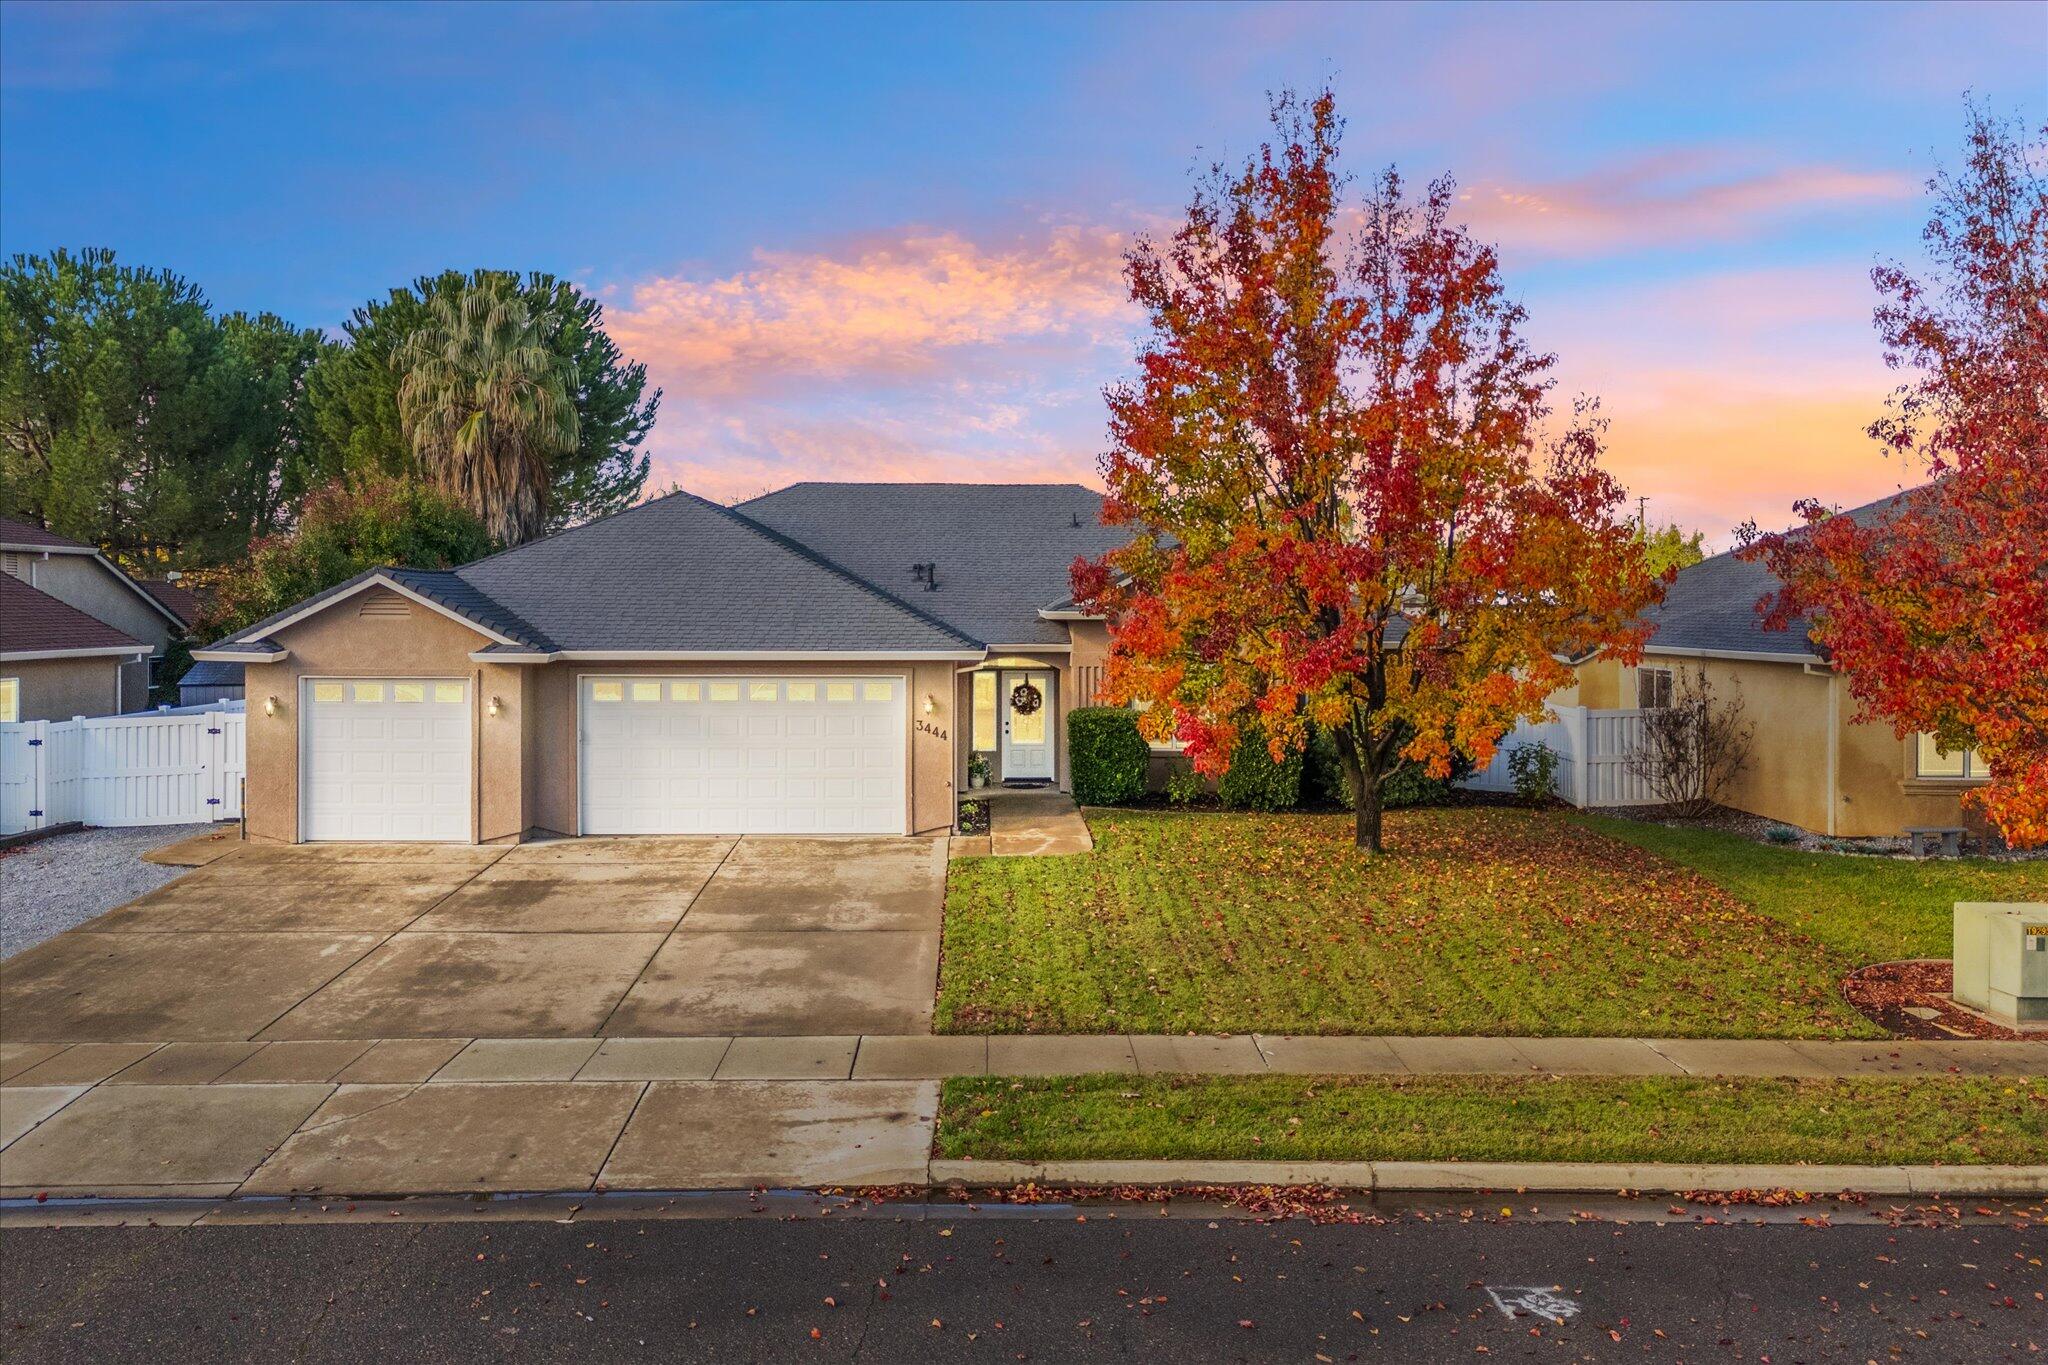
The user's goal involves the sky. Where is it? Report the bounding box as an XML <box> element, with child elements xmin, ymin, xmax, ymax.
<box><xmin>3</xmin><ymin>1</ymin><xmax>2043</xmax><ymax>544</ymax></box>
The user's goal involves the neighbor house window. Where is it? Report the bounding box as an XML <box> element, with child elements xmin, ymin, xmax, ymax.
<box><xmin>1915</xmin><ymin>733</ymin><xmax>1989</xmax><ymax>780</ymax></box>
<box><xmin>1636</xmin><ymin>666</ymin><xmax>1674</xmax><ymax>710</ymax></box>
<box><xmin>0</xmin><ymin>677</ymin><xmax>17</xmax><ymax>723</ymax></box>
<box><xmin>972</xmin><ymin>673</ymin><xmax>996</xmax><ymax>750</ymax></box>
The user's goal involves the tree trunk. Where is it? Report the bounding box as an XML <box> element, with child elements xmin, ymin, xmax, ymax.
<box><xmin>1354</xmin><ymin>769</ymin><xmax>1384</xmax><ymax>853</ymax></box>
<box><xmin>1331</xmin><ymin>727</ymin><xmax>1386</xmax><ymax>854</ymax></box>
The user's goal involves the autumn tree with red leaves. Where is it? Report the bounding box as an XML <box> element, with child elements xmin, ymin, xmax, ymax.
<box><xmin>1743</xmin><ymin>108</ymin><xmax>2047</xmax><ymax>848</ymax></box>
<box><xmin>1073</xmin><ymin>90</ymin><xmax>1661</xmax><ymax>852</ymax></box>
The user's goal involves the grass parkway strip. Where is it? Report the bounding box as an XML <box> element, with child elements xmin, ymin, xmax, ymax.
<box><xmin>936</xmin><ymin>1074</ymin><xmax>2048</xmax><ymax>1167</ymax></box>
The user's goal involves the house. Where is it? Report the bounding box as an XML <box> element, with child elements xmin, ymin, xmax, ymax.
<box><xmin>1568</xmin><ymin>491</ymin><xmax>1986</xmax><ymax>838</ymax></box>
<box><xmin>0</xmin><ymin>574</ymin><xmax>152</xmax><ymax>722</ymax></box>
<box><xmin>0</xmin><ymin>516</ymin><xmax>190</xmax><ymax>708</ymax></box>
<box><xmin>193</xmin><ymin>484</ymin><xmax>1131</xmax><ymax>844</ymax></box>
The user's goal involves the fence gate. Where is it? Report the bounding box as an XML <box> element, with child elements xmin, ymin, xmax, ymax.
<box><xmin>0</xmin><ymin>707</ymin><xmax>245</xmax><ymax>836</ymax></box>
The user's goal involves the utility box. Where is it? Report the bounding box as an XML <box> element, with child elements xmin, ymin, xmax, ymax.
<box><xmin>1952</xmin><ymin>902</ymin><xmax>2048</xmax><ymax>1026</ymax></box>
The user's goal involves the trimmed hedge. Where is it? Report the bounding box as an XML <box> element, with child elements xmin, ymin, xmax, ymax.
<box><xmin>1218</xmin><ymin>723</ymin><xmax>1303</xmax><ymax>811</ymax></box>
<box><xmin>1068</xmin><ymin>706</ymin><xmax>1149</xmax><ymax>805</ymax></box>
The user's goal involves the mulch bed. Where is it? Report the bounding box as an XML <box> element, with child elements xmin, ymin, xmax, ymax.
<box><xmin>1840</xmin><ymin>959</ymin><xmax>2034</xmax><ymax>1040</ymax></box>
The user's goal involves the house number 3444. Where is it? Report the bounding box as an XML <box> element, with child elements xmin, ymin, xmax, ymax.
<box><xmin>915</xmin><ymin>719</ymin><xmax>948</xmax><ymax>741</ymax></box>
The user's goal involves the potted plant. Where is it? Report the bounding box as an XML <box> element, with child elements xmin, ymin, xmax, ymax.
<box><xmin>968</xmin><ymin>752</ymin><xmax>992</xmax><ymax>789</ymax></box>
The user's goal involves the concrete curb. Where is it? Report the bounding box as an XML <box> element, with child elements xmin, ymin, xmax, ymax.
<box><xmin>927</xmin><ymin>1158</ymin><xmax>2048</xmax><ymax>1197</ymax></box>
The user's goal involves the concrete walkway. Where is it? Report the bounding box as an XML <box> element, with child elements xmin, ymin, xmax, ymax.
<box><xmin>983</xmin><ymin>789</ymin><xmax>1093</xmax><ymax>856</ymax></box>
<box><xmin>5</xmin><ymin>1033</ymin><xmax>2043</xmax><ymax>1200</ymax></box>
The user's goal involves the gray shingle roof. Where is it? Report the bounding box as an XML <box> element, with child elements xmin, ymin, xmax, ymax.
<box><xmin>1641</xmin><ymin>490</ymin><xmax>1913</xmax><ymax>659</ymax></box>
<box><xmin>454</xmin><ymin>491</ymin><xmax>981</xmax><ymax>653</ymax></box>
<box><xmin>177</xmin><ymin>659</ymin><xmax>245</xmax><ymax>689</ymax></box>
<box><xmin>739</xmin><ymin>483</ymin><xmax>1135</xmax><ymax>645</ymax></box>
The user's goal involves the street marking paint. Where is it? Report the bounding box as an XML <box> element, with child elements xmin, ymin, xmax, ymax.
<box><xmin>1485</xmin><ymin>1285</ymin><xmax>1580</xmax><ymax>1322</ymax></box>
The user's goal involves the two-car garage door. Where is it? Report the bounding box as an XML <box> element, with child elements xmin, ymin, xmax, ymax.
<box><xmin>578</xmin><ymin>674</ymin><xmax>907</xmax><ymax>835</ymax></box>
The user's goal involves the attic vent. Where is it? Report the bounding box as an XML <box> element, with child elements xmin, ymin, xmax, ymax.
<box><xmin>1</xmin><ymin>552</ymin><xmax>25</xmax><ymax>581</ymax></box>
<box><xmin>358</xmin><ymin>593</ymin><xmax>413</xmax><ymax>619</ymax></box>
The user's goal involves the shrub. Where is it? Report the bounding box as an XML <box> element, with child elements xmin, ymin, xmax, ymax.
<box><xmin>1217</xmin><ymin>723</ymin><xmax>1304</xmax><ymax>811</ymax></box>
<box><xmin>1305</xmin><ymin>723</ymin><xmax>1461</xmax><ymax>810</ymax></box>
<box><xmin>1164</xmin><ymin>762</ymin><xmax>1207</xmax><ymax>807</ymax></box>
<box><xmin>1067</xmin><ymin>706</ymin><xmax>1149</xmax><ymax>806</ymax></box>
<box><xmin>1626</xmin><ymin>665</ymin><xmax>1756</xmax><ymax>818</ymax></box>
<box><xmin>1765</xmin><ymin>824</ymin><xmax>1801</xmax><ymax>845</ymax></box>
<box><xmin>1507</xmin><ymin>741</ymin><xmax>1562</xmax><ymax>805</ymax></box>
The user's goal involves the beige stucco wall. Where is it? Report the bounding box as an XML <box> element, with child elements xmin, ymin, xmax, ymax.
<box><xmin>3</xmin><ymin>655</ymin><xmax>127</xmax><ymax>722</ymax></box>
<box><xmin>239</xmin><ymin>588</ymin><xmax>529</xmax><ymax>845</ymax></box>
<box><xmin>1578</xmin><ymin>652</ymin><xmax>1976</xmax><ymax>837</ymax></box>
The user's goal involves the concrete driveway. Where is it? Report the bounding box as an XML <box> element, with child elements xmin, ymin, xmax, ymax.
<box><xmin>0</xmin><ymin>836</ymin><xmax>945</xmax><ymax>1043</ymax></box>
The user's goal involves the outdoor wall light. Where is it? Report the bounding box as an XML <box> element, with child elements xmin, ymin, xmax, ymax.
<box><xmin>923</xmin><ymin>694</ymin><xmax>938</xmax><ymax>715</ymax></box>
<box><xmin>264</xmin><ymin>695</ymin><xmax>279</xmax><ymax>717</ymax></box>
<box><xmin>488</xmin><ymin>696</ymin><xmax>503</xmax><ymax>718</ymax></box>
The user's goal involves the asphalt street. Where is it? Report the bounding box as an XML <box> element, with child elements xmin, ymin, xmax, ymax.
<box><xmin>3</xmin><ymin>1201</ymin><xmax>2042</xmax><ymax>1362</ymax></box>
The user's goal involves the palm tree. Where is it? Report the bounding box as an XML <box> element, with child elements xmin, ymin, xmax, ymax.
<box><xmin>394</xmin><ymin>279</ymin><xmax>579</xmax><ymax>546</ymax></box>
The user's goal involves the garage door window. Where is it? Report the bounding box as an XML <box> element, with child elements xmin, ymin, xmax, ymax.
<box><xmin>313</xmin><ymin>682</ymin><xmax>345</xmax><ymax>703</ymax></box>
<box><xmin>353</xmin><ymin>683</ymin><xmax>384</xmax><ymax>703</ymax></box>
<box><xmin>670</xmin><ymin>682</ymin><xmax>700</xmax><ymax>701</ymax></box>
<box><xmin>749</xmin><ymin>681</ymin><xmax>778</xmax><ymax>701</ymax></box>
<box><xmin>631</xmin><ymin>681</ymin><xmax>661</xmax><ymax>702</ymax></box>
<box><xmin>592</xmin><ymin>681</ymin><xmax>623</xmax><ymax>702</ymax></box>
<box><xmin>709</xmin><ymin>682</ymin><xmax>739</xmax><ymax>701</ymax></box>
<box><xmin>827</xmin><ymin>682</ymin><xmax>854</xmax><ymax>702</ymax></box>
<box><xmin>394</xmin><ymin>683</ymin><xmax>425</xmax><ymax>702</ymax></box>
<box><xmin>788</xmin><ymin>681</ymin><xmax>816</xmax><ymax>702</ymax></box>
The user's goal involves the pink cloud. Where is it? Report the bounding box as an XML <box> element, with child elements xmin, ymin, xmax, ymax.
<box><xmin>1458</xmin><ymin>154</ymin><xmax>1911</xmax><ymax>257</ymax></box>
<box><xmin>605</xmin><ymin>224</ymin><xmax>1135</xmax><ymax>397</ymax></box>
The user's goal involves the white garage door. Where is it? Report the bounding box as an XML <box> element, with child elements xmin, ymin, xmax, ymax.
<box><xmin>579</xmin><ymin>675</ymin><xmax>907</xmax><ymax>835</ymax></box>
<box><xmin>300</xmin><ymin>678</ymin><xmax>472</xmax><ymax>842</ymax></box>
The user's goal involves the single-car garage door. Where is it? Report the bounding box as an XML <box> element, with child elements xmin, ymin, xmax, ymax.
<box><xmin>300</xmin><ymin>678</ymin><xmax>472</xmax><ymax>842</ymax></box>
<box><xmin>579</xmin><ymin>675</ymin><xmax>906</xmax><ymax>835</ymax></box>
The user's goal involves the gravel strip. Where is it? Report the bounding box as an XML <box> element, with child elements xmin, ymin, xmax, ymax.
<box><xmin>0</xmin><ymin>823</ymin><xmax>219</xmax><ymax>959</ymax></box>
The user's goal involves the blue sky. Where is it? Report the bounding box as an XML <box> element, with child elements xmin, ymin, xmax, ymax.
<box><xmin>4</xmin><ymin>1</ymin><xmax>2042</xmax><ymax>538</ymax></box>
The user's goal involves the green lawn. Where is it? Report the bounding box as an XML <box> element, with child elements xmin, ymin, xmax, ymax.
<box><xmin>938</xmin><ymin>1074</ymin><xmax>2048</xmax><ymax>1166</ymax></box>
<box><xmin>1573</xmin><ymin>815</ymin><xmax>2042</xmax><ymax>965</ymax></box>
<box><xmin>937</xmin><ymin>806</ymin><xmax>2048</xmax><ymax>1038</ymax></box>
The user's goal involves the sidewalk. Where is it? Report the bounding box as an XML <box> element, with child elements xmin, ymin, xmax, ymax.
<box><xmin>7</xmin><ymin>1032</ymin><xmax>2045</xmax><ymax>1089</ymax></box>
<box><xmin>6</xmin><ymin>1033</ymin><xmax>2042</xmax><ymax>1202</ymax></box>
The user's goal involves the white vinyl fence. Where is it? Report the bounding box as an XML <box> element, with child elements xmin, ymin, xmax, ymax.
<box><xmin>0</xmin><ymin>706</ymin><xmax>245</xmax><ymax>836</ymax></box>
<box><xmin>1458</xmin><ymin>704</ymin><xmax>1662</xmax><ymax>808</ymax></box>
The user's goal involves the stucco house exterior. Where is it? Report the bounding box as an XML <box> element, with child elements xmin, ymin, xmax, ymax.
<box><xmin>0</xmin><ymin>515</ymin><xmax>190</xmax><ymax>708</ymax></box>
<box><xmin>0</xmin><ymin>574</ymin><xmax>152</xmax><ymax>722</ymax></box>
<box><xmin>195</xmin><ymin>484</ymin><xmax>1130</xmax><ymax>844</ymax></box>
<box><xmin>1566</xmin><ymin>492</ymin><xmax>1986</xmax><ymax>839</ymax></box>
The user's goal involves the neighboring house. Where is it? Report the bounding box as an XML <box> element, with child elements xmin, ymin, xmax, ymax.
<box><xmin>0</xmin><ymin>574</ymin><xmax>152</xmax><ymax>722</ymax></box>
<box><xmin>0</xmin><ymin>516</ymin><xmax>189</xmax><ymax>708</ymax></box>
<box><xmin>1568</xmin><ymin>491</ymin><xmax>1985</xmax><ymax>838</ymax></box>
<box><xmin>176</xmin><ymin>659</ymin><xmax>246</xmax><ymax>708</ymax></box>
<box><xmin>194</xmin><ymin>484</ymin><xmax>1132</xmax><ymax>844</ymax></box>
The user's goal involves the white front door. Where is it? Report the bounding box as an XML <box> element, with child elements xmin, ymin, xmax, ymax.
<box><xmin>579</xmin><ymin>674</ymin><xmax>907</xmax><ymax>835</ymax></box>
<box><xmin>998</xmin><ymin>669</ymin><xmax>1055</xmax><ymax>781</ymax></box>
<box><xmin>300</xmin><ymin>678</ymin><xmax>472</xmax><ymax>842</ymax></box>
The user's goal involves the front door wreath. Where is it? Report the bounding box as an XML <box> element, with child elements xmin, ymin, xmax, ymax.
<box><xmin>1008</xmin><ymin>680</ymin><xmax>1043</xmax><ymax>716</ymax></box>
